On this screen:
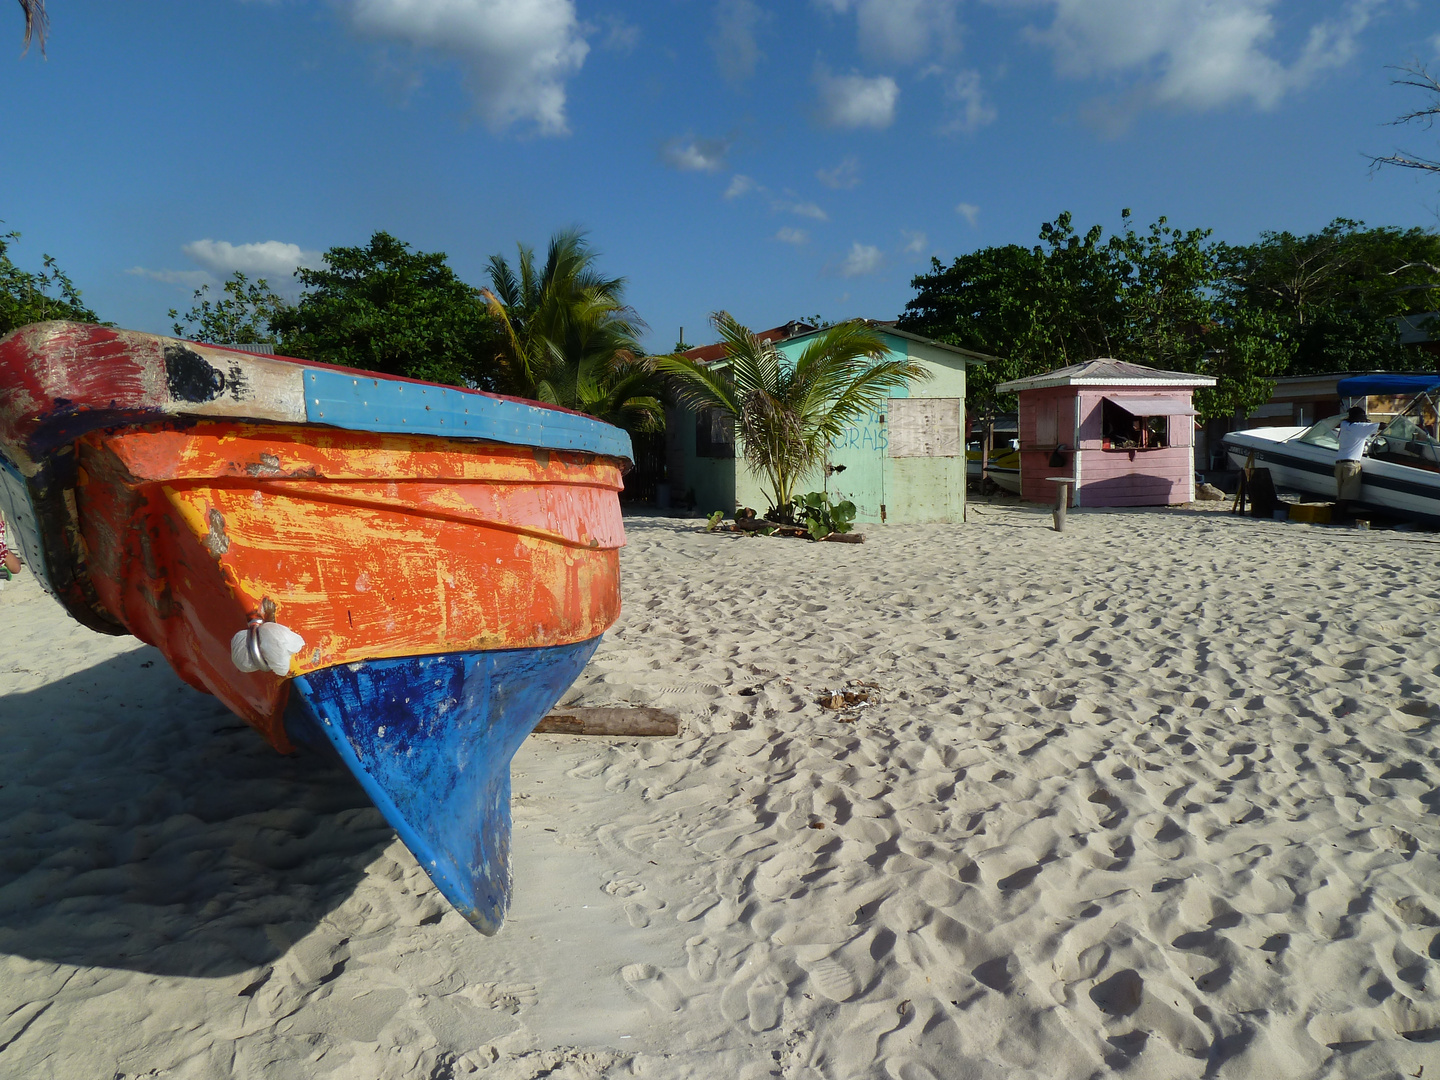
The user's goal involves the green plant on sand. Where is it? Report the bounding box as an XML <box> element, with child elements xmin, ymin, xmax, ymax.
<box><xmin>653</xmin><ymin>312</ymin><xmax>927</xmax><ymax>521</ymax></box>
<box><xmin>795</xmin><ymin>491</ymin><xmax>856</xmax><ymax>539</ymax></box>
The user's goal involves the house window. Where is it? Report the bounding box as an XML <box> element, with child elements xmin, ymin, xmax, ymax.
<box><xmin>1101</xmin><ymin>399</ymin><xmax>1169</xmax><ymax>449</ymax></box>
<box><xmin>696</xmin><ymin>409</ymin><xmax>735</xmax><ymax>458</ymax></box>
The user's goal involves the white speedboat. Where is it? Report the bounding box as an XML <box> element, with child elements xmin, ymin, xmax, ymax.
<box><xmin>1222</xmin><ymin>375</ymin><xmax>1440</xmax><ymax>525</ymax></box>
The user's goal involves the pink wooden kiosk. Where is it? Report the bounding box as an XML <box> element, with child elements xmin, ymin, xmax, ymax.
<box><xmin>997</xmin><ymin>360</ymin><xmax>1215</xmax><ymax>508</ymax></box>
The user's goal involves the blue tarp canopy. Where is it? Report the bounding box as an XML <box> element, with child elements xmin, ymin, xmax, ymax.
<box><xmin>1336</xmin><ymin>374</ymin><xmax>1440</xmax><ymax>397</ymax></box>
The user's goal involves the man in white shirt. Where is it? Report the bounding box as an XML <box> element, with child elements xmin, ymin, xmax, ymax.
<box><xmin>1335</xmin><ymin>405</ymin><xmax>1379</xmax><ymax>521</ymax></box>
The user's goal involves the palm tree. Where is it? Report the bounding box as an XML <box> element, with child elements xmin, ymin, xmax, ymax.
<box><xmin>18</xmin><ymin>0</ymin><xmax>47</xmax><ymax>55</ymax></box>
<box><xmin>653</xmin><ymin>312</ymin><xmax>929</xmax><ymax>520</ymax></box>
<box><xmin>482</xmin><ymin>230</ymin><xmax>663</xmax><ymax>433</ymax></box>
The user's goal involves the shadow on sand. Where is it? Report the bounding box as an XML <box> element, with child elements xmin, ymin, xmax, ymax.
<box><xmin>0</xmin><ymin>649</ymin><xmax>394</xmax><ymax>978</ymax></box>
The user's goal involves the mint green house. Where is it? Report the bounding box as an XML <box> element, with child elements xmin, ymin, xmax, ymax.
<box><xmin>664</xmin><ymin>322</ymin><xmax>992</xmax><ymax>525</ymax></box>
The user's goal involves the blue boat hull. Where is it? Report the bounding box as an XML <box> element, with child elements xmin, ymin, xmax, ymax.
<box><xmin>284</xmin><ymin>637</ymin><xmax>602</xmax><ymax>933</ymax></box>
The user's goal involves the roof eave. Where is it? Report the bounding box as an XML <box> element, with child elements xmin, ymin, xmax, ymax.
<box><xmin>996</xmin><ymin>376</ymin><xmax>1218</xmax><ymax>392</ymax></box>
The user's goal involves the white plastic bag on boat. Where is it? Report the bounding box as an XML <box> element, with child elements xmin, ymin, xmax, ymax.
<box><xmin>231</xmin><ymin>618</ymin><xmax>306</xmax><ymax>676</ymax></box>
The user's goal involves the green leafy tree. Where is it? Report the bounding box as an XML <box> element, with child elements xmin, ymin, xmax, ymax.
<box><xmin>1110</xmin><ymin>213</ymin><xmax>1221</xmax><ymax>374</ymax></box>
<box><xmin>1216</xmin><ymin>218</ymin><xmax>1440</xmax><ymax>376</ymax></box>
<box><xmin>652</xmin><ymin>313</ymin><xmax>928</xmax><ymax>520</ymax></box>
<box><xmin>271</xmin><ymin>231</ymin><xmax>498</xmax><ymax>389</ymax></box>
<box><xmin>900</xmin><ymin>210</ymin><xmax>1222</xmax><ymax>410</ymax></box>
<box><xmin>1193</xmin><ymin>307</ymin><xmax>1293</xmax><ymax>420</ymax></box>
<box><xmin>483</xmin><ymin>230</ymin><xmax>662</xmax><ymax>431</ymax></box>
<box><xmin>1</xmin><ymin>227</ymin><xmax>100</xmax><ymax>336</ymax></box>
<box><xmin>169</xmin><ymin>271</ymin><xmax>290</xmax><ymax>346</ymax></box>
<box><xmin>897</xmin><ymin>242</ymin><xmax>1046</xmax><ymax>406</ymax></box>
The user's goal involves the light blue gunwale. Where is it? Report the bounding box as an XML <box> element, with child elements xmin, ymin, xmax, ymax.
<box><xmin>303</xmin><ymin>369</ymin><xmax>634</xmax><ymax>462</ymax></box>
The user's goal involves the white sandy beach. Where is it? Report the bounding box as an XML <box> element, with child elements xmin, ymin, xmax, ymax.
<box><xmin>2</xmin><ymin>504</ymin><xmax>1440</xmax><ymax>1079</ymax></box>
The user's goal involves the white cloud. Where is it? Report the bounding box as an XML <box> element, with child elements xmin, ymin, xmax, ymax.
<box><xmin>598</xmin><ymin>15</ymin><xmax>639</xmax><ymax>53</ymax></box>
<box><xmin>901</xmin><ymin>229</ymin><xmax>928</xmax><ymax>255</ymax></box>
<box><xmin>724</xmin><ymin>174</ymin><xmax>757</xmax><ymax>199</ymax></box>
<box><xmin>776</xmin><ymin>198</ymin><xmax>829</xmax><ymax>221</ymax></box>
<box><xmin>712</xmin><ymin>0</ymin><xmax>766</xmax><ymax>84</ymax></box>
<box><xmin>126</xmin><ymin>267</ymin><xmax>214</xmax><ymax>289</ymax></box>
<box><xmin>942</xmin><ymin>69</ymin><xmax>997</xmax><ymax>133</ymax></box>
<box><xmin>839</xmin><ymin>242</ymin><xmax>884</xmax><ymax>277</ymax></box>
<box><xmin>815</xmin><ymin>0</ymin><xmax>961</xmax><ymax>64</ymax></box>
<box><xmin>661</xmin><ymin>135</ymin><xmax>732</xmax><ymax>172</ymax></box>
<box><xmin>347</xmin><ymin>0</ymin><xmax>588</xmax><ymax>136</ymax></box>
<box><xmin>816</xmin><ymin>156</ymin><xmax>861</xmax><ymax>189</ymax></box>
<box><xmin>955</xmin><ymin>202</ymin><xmax>979</xmax><ymax>226</ymax></box>
<box><xmin>182</xmin><ymin>239</ymin><xmax>322</xmax><ymax>280</ymax></box>
<box><xmin>1018</xmin><ymin>0</ymin><xmax>1383</xmax><ymax>116</ymax></box>
<box><xmin>777</xmin><ymin>227</ymin><xmax>809</xmax><ymax>245</ymax></box>
<box><xmin>816</xmin><ymin>69</ymin><xmax>899</xmax><ymax>128</ymax></box>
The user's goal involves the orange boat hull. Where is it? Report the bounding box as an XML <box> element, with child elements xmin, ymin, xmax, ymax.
<box><xmin>74</xmin><ymin>421</ymin><xmax>625</xmax><ymax>751</ymax></box>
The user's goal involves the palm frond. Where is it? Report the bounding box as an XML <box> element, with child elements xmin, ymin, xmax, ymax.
<box><xmin>19</xmin><ymin>0</ymin><xmax>46</xmax><ymax>55</ymax></box>
<box><xmin>649</xmin><ymin>352</ymin><xmax>742</xmax><ymax>417</ymax></box>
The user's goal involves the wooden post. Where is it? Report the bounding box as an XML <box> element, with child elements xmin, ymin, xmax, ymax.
<box><xmin>1047</xmin><ymin>477</ymin><xmax>1073</xmax><ymax>532</ymax></box>
<box><xmin>1231</xmin><ymin>450</ymin><xmax>1254</xmax><ymax>514</ymax></box>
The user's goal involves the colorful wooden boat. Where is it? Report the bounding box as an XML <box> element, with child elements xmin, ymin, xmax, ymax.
<box><xmin>0</xmin><ymin>321</ymin><xmax>631</xmax><ymax>933</ymax></box>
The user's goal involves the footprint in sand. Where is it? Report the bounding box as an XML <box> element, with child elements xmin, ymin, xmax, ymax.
<box><xmin>621</xmin><ymin>963</ymin><xmax>684</xmax><ymax>1013</ymax></box>
<box><xmin>566</xmin><ymin>759</ymin><xmax>606</xmax><ymax>780</ymax></box>
<box><xmin>475</xmin><ymin>983</ymin><xmax>538</xmax><ymax>1015</ymax></box>
<box><xmin>624</xmin><ymin>901</ymin><xmax>656</xmax><ymax>929</ymax></box>
<box><xmin>884</xmin><ymin>1060</ymin><xmax>943</xmax><ymax>1080</ymax></box>
<box><xmin>802</xmin><ymin>956</ymin><xmax>860</xmax><ymax>1002</ymax></box>
<box><xmin>604</xmin><ymin>877</ymin><xmax>646</xmax><ymax>899</ymax></box>
<box><xmin>746</xmin><ymin>971</ymin><xmax>787</xmax><ymax>1032</ymax></box>
<box><xmin>685</xmin><ymin>936</ymin><xmax>720</xmax><ymax>982</ymax></box>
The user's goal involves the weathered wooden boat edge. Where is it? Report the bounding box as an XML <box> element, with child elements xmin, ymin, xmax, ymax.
<box><xmin>0</xmin><ymin>321</ymin><xmax>632</xmax><ymax>933</ymax></box>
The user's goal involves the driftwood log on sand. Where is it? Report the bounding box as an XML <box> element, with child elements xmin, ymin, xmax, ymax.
<box><xmin>533</xmin><ymin>707</ymin><xmax>680</xmax><ymax>737</ymax></box>
<box><xmin>719</xmin><ymin>519</ymin><xmax>865</xmax><ymax>543</ymax></box>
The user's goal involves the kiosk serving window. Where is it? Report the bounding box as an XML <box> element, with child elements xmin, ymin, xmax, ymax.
<box><xmin>1101</xmin><ymin>397</ymin><xmax>1172</xmax><ymax>450</ymax></box>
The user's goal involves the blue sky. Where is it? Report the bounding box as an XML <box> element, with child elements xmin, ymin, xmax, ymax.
<box><xmin>3</xmin><ymin>0</ymin><xmax>1439</xmax><ymax>352</ymax></box>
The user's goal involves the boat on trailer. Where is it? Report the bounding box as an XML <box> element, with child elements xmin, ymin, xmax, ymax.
<box><xmin>1222</xmin><ymin>374</ymin><xmax>1440</xmax><ymax>526</ymax></box>
<box><xmin>0</xmin><ymin>321</ymin><xmax>632</xmax><ymax>933</ymax></box>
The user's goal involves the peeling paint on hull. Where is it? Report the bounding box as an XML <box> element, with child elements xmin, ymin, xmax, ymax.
<box><xmin>286</xmin><ymin>640</ymin><xmax>601</xmax><ymax>934</ymax></box>
<box><xmin>0</xmin><ymin>322</ymin><xmax>631</xmax><ymax>933</ymax></box>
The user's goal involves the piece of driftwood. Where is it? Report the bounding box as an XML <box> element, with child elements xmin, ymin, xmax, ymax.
<box><xmin>532</xmin><ymin>706</ymin><xmax>680</xmax><ymax>736</ymax></box>
<box><xmin>717</xmin><ymin>519</ymin><xmax>864</xmax><ymax>542</ymax></box>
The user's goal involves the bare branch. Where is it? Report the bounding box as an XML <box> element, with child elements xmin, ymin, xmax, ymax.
<box><xmin>1386</xmin><ymin>261</ymin><xmax>1440</xmax><ymax>276</ymax></box>
<box><xmin>1371</xmin><ymin>62</ymin><xmax>1440</xmax><ymax>176</ymax></box>
<box><xmin>1369</xmin><ymin>151</ymin><xmax>1440</xmax><ymax>175</ymax></box>
<box><xmin>18</xmin><ymin>0</ymin><xmax>47</xmax><ymax>56</ymax></box>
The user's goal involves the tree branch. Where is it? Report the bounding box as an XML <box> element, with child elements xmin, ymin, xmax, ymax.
<box><xmin>1372</xmin><ymin>63</ymin><xmax>1440</xmax><ymax>174</ymax></box>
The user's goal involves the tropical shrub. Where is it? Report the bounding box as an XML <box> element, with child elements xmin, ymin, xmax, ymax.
<box><xmin>794</xmin><ymin>491</ymin><xmax>856</xmax><ymax>539</ymax></box>
<box><xmin>484</xmin><ymin>230</ymin><xmax>664</xmax><ymax>433</ymax></box>
<box><xmin>653</xmin><ymin>312</ymin><xmax>927</xmax><ymax>520</ymax></box>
